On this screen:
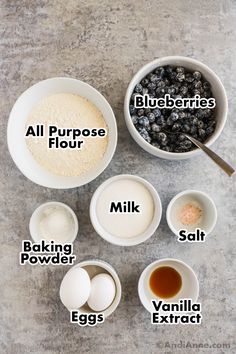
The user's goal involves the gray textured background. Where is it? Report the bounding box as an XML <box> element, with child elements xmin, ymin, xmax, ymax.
<box><xmin>1</xmin><ymin>1</ymin><xmax>236</xmax><ymax>353</ymax></box>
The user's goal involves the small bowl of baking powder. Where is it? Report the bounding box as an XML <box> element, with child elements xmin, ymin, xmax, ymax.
<box><xmin>7</xmin><ymin>77</ymin><xmax>117</xmax><ymax>189</ymax></box>
<box><xmin>30</xmin><ymin>201</ymin><xmax>79</xmax><ymax>244</ymax></box>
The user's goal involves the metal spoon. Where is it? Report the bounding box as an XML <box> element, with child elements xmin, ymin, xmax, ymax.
<box><xmin>163</xmin><ymin>130</ymin><xmax>234</xmax><ymax>176</ymax></box>
<box><xmin>184</xmin><ymin>134</ymin><xmax>234</xmax><ymax>177</ymax></box>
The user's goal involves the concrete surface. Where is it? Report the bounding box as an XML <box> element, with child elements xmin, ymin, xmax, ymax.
<box><xmin>0</xmin><ymin>1</ymin><xmax>236</xmax><ymax>353</ymax></box>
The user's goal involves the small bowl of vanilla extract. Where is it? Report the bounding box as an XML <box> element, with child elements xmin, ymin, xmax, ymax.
<box><xmin>138</xmin><ymin>258</ymin><xmax>199</xmax><ymax>313</ymax></box>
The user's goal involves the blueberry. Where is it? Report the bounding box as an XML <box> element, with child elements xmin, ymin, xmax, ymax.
<box><xmin>153</xmin><ymin>108</ymin><xmax>162</xmax><ymax>118</ymax></box>
<box><xmin>193</xmin><ymin>89</ymin><xmax>201</xmax><ymax>96</ymax></box>
<box><xmin>178</xmin><ymin>111</ymin><xmax>186</xmax><ymax>119</ymax></box>
<box><xmin>193</xmin><ymin>71</ymin><xmax>201</xmax><ymax>80</ymax></box>
<box><xmin>186</xmin><ymin>112</ymin><xmax>192</xmax><ymax>119</ymax></box>
<box><xmin>167</xmin><ymin>117</ymin><xmax>174</xmax><ymax>126</ymax></box>
<box><xmin>151</xmin><ymin>123</ymin><xmax>162</xmax><ymax>132</ymax></box>
<box><xmin>206</xmin><ymin>126</ymin><xmax>214</xmax><ymax>135</ymax></box>
<box><xmin>178</xmin><ymin>134</ymin><xmax>186</xmax><ymax>141</ymax></box>
<box><xmin>203</xmin><ymin>81</ymin><xmax>211</xmax><ymax>90</ymax></box>
<box><xmin>136</xmin><ymin>125</ymin><xmax>144</xmax><ymax>132</ymax></box>
<box><xmin>190</xmin><ymin>125</ymin><xmax>197</xmax><ymax>135</ymax></box>
<box><xmin>156</xmin><ymin>132</ymin><xmax>167</xmax><ymax>143</ymax></box>
<box><xmin>180</xmin><ymin>140</ymin><xmax>192</xmax><ymax>150</ymax></box>
<box><xmin>160</xmin><ymin>140</ymin><xmax>168</xmax><ymax>146</ymax></box>
<box><xmin>170</xmin><ymin>112</ymin><xmax>179</xmax><ymax>121</ymax></box>
<box><xmin>130</xmin><ymin>93</ymin><xmax>139</xmax><ymax>102</ymax></box>
<box><xmin>138</xmin><ymin>116</ymin><xmax>149</xmax><ymax>127</ymax></box>
<box><xmin>139</xmin><ymin>127</ymin><xmax>151</xmax><ymax>142</ymax></box>
<box><xmin>183</xmin><ymin>124</ymin><xmax>191</xmax><ymax>133</ymax></box>
<box><xmin>131</xmin><ymin>115</ymin><xmax>138</xmax><ymax>125</ymax></box>
<box><xmin>129</xmin><ymin>105</ymin><xmax>136</xmax><ymax>115</ymax></box>
<box><xmin>198</xmin><ymin>128</ymin><xmax>206</xmax><ymax>137</ymax></box>
<box><xmin>161</xmin><ymin>108</ymin><xmax>168</xmax><ymax>116</ymax></box>
<box><xmin>137</xmin><ymin>109</ymin><xmax>145</xmax><ymax>116</ymax></box>
<box><xmin>203</xmin><ymin>91</ymin><xmax>211</xmax><ymax>98</ymax></box>
<box><xmin>173</xmin><ymin>85</ymin><xmax>179</xmax><ymax>94</ymax></box>
<box><xmin>192</xmin><ymin>116</ymin><xmax>199</xmax><ymax>125</ymax></box>
<box><xmin>134</xmin><ymin>83</ymin><xmax>143</xmax><ymax>93</ymax></box>
<box><xmin>144</xmin><ymin>135</ymin><xmax>151</xmax><ymax>143</ymax></box>
<box><xmin>164</xmin><ymin>79</ymin><xmax>170</xmax><ymax>86</ymax></box>
<box><xmin>165</xmin><ymin>66</ymin><xmax>173</xmax><ymax>75</ymax></box>
<box><xmin>196</xmin><ymin>109</ymin><xmax>204</xmax><ymax>119</ymax></box>
<box><xmin>180</xmin><ymin>86</ymin><xmax>188</xmax><ymax>95</ymax></box>
<box><xmin>142</xmin><ymin>87</ymin><xmax>149</xmax><ymax>95</ymax></box>
<box><xmin>141</xmin><ymin>78</ymin><xmax>149</xmax><ymax>87</ymax></box>
<box><xmin>147</xmin><ymin>82</ymin><xmax>157</xmax><ymax>91</ymax></box>
<box><xmin>147</xmin><ymin>112</ymin><xmax>156</xmax><ymax>123</ymax></box>
<box><xmin>203</xmin><ymin>109</ymin><xmax>212</xmax><ymax>118</ymax></box>
<box><xmin>198</xmin><ymin>120</ymin><xmax>204</xmax><ymax>129</ymax></box>
<box><xmin>156</xmin><ymin>87</ymin><xmax>165</xmax><ymax>96</ymax></box>
<box><xmin>176</xmin><ymin>73</ymin><xmax>185</xmax><ymax>82</ymax></box>
<box><xmin>169</xmin><ymin>72</ymin><xmax>177</xmax><ymax>80</ymax></box>
<box><xmin>148</xmin><ymin>93</ymin><xmax>155</xmax><ymax>99</ymax></box>
<box><xmin>150</xmin><ymin>74</ymin><xmax>160</xmax><ymax>83</ymax></box>
<box><xmin>176</xmin><ymin>66</ymin><xmax>185</xmax><ymax>74</ymax></box>
<box><xmin>200</xmin><ymin>87</ymin><xmax>205</xmax><ymax>94</ymax></box>
<box><xmin>185</xmin><ymin>73</ymin><xmax>194</xmax><ymax>83</ymax></box>
<box><xmin>154</xmin><ymin>67</ymin><xmax>165</xmax><ymax>78</ymax></box>
<box><xmin>193</xmin><ymin>80</ymin><xmax>202</xmax><ymax>89</ymax></box>
<box><xmin>162</xmin><ymin>146</ymin><xmax>171</xmax><ymax>152</ymax></box>
<box><xmin>208</xmin><ymin>120</ymin><xmax>216</xmax><ymax>127</ymax></box>
<box><xmin>172</xmin><ymin>123</ymin><xmax>181</xmax><ymax>131</ymax></box>
<box><xmin>156</xmin><ymin>115</ymin><xmax>166</xmax><ymax>125</ymax></box>
<box><xmin>151</xmin><ymin>141</ymin><xmax>161</xmax><ymax>149</ymax></box>
<box><xmin>188</xmin><ymin>107</ymin><xmax>195</xmax><ymax>114</ymax></box>
<box><xmin>157</xmin><ymin>80</ymin><xmax>166</xmax><ymax>88</ymax></box>
<box><xmin>167</xmin><ymin>86</ymin><xmax>176</xmax><ymax>95</ymax></box>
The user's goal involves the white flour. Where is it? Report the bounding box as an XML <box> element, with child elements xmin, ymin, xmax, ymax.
<box><xmin>25</xmin><ymin>93</ymin><xmax>108</xmax><ymax>176</ymax></box>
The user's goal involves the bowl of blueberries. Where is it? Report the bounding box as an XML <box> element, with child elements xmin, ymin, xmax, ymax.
<box><xmin>124</xmin><ymin>56</ymin><xmax>228</xmax><ymax>160</ymax></box>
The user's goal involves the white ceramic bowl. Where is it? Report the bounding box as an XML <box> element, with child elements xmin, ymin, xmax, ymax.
<box><xmin>29</xmin><ymin>201</ymin><xmax>79</xmax><ymax>243</ymax></box>
<box><xmin>7</xmin><ymin>77</ymin><xmax>117</xmax><ymax>189</ymax></box>
<box><xmin>166</xmin><ymin>190</ymin><xmax>217</xmax><ymax>237</ymax></box>
<box><xmin>138</xmin><ymin>258</ymin><xmax>199</xmax><ymax>313</ymax></box>
<box><xmin>63</xmin><ymin>259</ymin><xmax>122</xmax><ymax>318</ymax></box>
<box><xmin>124</xmin><ymin>56</ymin><xmax>228</xmax><ymax>160</ymax></box>
<box><xmin>90</xmin><ymin>174</ymin><xmax>162</xmax><ymax>246</ymax></box>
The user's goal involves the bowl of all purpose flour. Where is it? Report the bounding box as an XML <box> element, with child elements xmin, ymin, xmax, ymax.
<box><xmin>7</xmin><ymin>78</ymin><xmax>117</xmax><ymax>188</ymax></box>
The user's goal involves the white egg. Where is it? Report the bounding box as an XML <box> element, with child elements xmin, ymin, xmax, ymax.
<box><xmin>87</xmin><ymin>273</ymin><xmax>116</xmax><ymax>312</ymax></box>
<box><xmin>60</xmin><ymin>267</ymin><xmax>91</xmax><ymax>310</ymax></box>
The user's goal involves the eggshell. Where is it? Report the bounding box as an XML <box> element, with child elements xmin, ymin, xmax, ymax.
<box><xmin>60</xmin><ymin>267</ymin><xmax>91</xmax><ymax>310</ymax></box>
<box><xmin>87</xmin><ymin>273</ymin><xmax>116</xmax><ymax>312</ymax></box>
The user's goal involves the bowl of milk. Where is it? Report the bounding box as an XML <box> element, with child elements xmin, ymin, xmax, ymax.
<box><xmin>90</xmin><ymin>174</ymin><xmax>162</xmax><ymax>246</ymax></box>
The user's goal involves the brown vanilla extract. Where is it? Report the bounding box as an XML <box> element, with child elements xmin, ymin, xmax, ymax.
<box><xmin>149</xmin><ymin>266</ymin><xmax>182</xmax><ymax>299</ymax></box>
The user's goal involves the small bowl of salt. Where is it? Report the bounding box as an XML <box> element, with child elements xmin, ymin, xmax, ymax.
<box><xmin>166</xmin><ymin>190</ymin><xmax>217</xmax><ymax>237</ymax></box>
<box><xmin>29</xmin><ymin>201</ymin><xmax>79</xmax><ymax>244</ymax></box>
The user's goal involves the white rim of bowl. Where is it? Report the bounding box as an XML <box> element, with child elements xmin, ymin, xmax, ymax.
<box><xmin>138</xmin><ymin>258</ymin><xmax>199</xmax><ymax>313</ymax></box>
<box><xmin>166</xmin><ymin>190</ymin><xmax>218</xmax><ymax>237</ymax></box>
<box><xmin>89</xmin><ymin>174</ymin><xmax>162</xmax><ymax>246</ymax></box>
<box><xmin>73</xmin><ymin>259</ymin><xmax>122</xmax><ymax>318</ymax></box>
<box><xmin>7</xmin><ymin>77</ymin><xmax>117</xmax><ymax>189</ymax></box>
<box><xmin>29</xmin><ymin>201</ymin><xmax>79</xmax><ymax>243</ymax></box>
<box><xmin>124</xmin><ymin>56</ymin><xmax>228</xmax><ymax>158</ymax></box>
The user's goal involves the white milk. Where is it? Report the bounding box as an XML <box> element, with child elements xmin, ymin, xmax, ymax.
<box><xmin>96</xmin><ymin>178</ymin><xmax>154</xmax><ymax>238</ymax></box>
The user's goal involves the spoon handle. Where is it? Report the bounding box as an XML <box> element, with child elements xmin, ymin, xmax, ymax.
<box><xmin>185</xmin><ymin>135</ymin><xmax>235</xmax><ymax>177</ymax></box>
